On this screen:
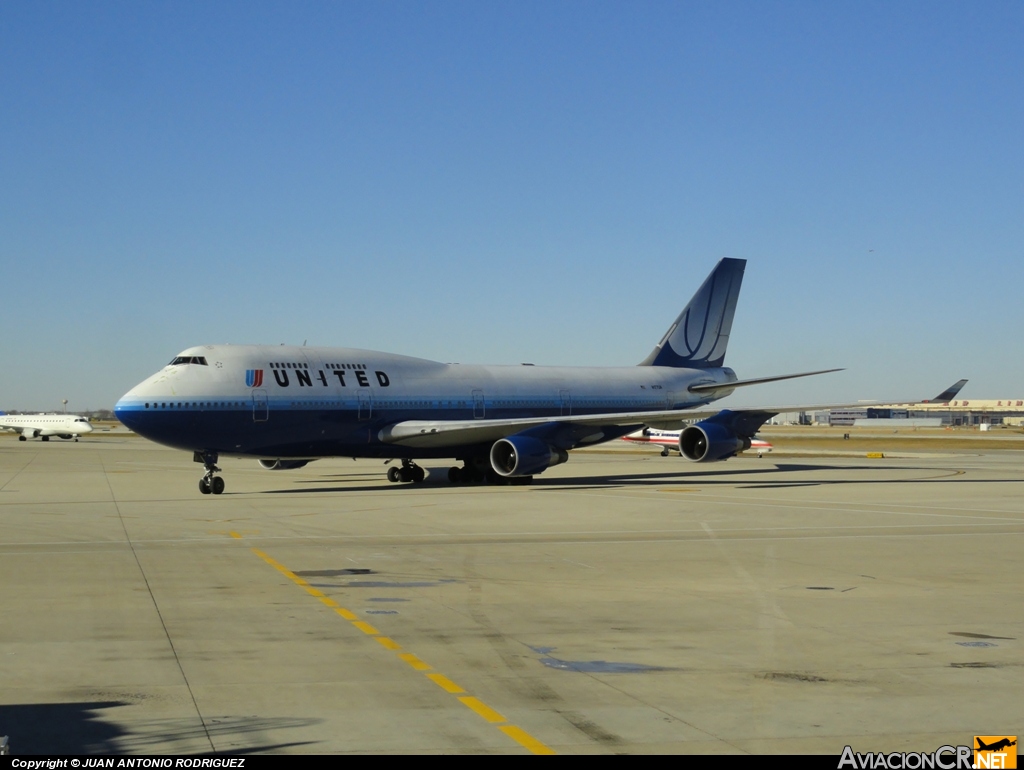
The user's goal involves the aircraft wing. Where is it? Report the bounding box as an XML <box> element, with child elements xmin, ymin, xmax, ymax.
<box><xmin>923</xmin><ymin>378</ymin><xmax>968</xmax><ymax>403</ymax></box>
<box><xmin>377</xmin><ymin>400</ymin><xmax>884</xmax><ymax>449</ymax></box>
<box><xmin>377</xmin><ymin>362</ymin><xmax>958</xmax><ymax>450</ymax></box>
<box><xmin>378</xmin><ymin>409</ymin><xmax>689</xmax><ymax>448</ymax></box>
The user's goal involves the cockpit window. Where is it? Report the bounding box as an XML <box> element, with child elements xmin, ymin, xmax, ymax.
<box><xmin>169</xmin><ymin>356</ymin><xmax>209</xmax><ymax>366</ymax></box>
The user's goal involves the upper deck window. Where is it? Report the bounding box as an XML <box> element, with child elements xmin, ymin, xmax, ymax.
<box><xmin>169</xmin><ymin>356</ymin><xmax>209</xmax><ymax>366</ymax></box>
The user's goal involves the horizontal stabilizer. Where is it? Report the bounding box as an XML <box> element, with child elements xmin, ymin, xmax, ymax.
<box><xmin>688</xmin><ymin>368</ymin><xmax>843</xmax><ymax>394</ymax></box>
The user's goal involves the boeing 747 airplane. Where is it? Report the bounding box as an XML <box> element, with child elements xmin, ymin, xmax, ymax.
<box><xmin>0</xmin><ymin>412</ymin><xmax>93</xmax><ymax>441</ymax></box>
<box><xmin>116</xmin><ymin>258</ymin><xmax>855</xmax><ymax>494</ymax></box>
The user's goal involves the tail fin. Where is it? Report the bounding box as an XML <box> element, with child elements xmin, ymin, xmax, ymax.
<box><xmin>926</xmin><ymin>379</ymin><xmax>967</xmax><ymax>403</ymax></box>
<box><xmin>639</xmin><ymin>257</ymin><xmax>746</xmax><ymax>368</ymax></box>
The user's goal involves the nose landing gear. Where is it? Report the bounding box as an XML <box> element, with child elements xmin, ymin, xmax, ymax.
<box><xmin>199</xmin><ymin>475</ymin><xmax>225</xmax><ymax>495</ymax></box>
<box><xmin>195</xmin><ymin>451</ymin><xmax>225</xmax><ymax>495</ymax></box>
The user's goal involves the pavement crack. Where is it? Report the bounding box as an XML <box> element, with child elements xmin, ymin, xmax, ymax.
<box><xmin>99</xmin><ymin>452</ymin><xmax>216</xmax><ymax>753</ymax></box>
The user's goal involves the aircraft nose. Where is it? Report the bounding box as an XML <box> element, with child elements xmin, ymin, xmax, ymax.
<box><xmin>114</xmin><ymin>393</ymin><xmax>141</xmax><ymax>432</ymax></box>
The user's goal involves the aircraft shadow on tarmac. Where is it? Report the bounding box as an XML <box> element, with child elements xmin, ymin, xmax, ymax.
<box><xmin>258</xmin><ymin>462</ymin><xmax>987</xmax><ymax>495</ymax></box>
<box><xmin>0</xmin><ymin>701</ymin><xmax>127</xmax><ymax>754</ymax></box>
<box><xmin>0</xmin><ymin>701</ymin><xmax>318</xmax><ymax>754</ymax></box>
<box><xmin>529</xmin><ymin>463</ymin><xmax>970</xmax><ymax>491</ymax></box>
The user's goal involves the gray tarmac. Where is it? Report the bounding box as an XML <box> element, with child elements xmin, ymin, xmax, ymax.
<box><xmin>1</xmin><ymin>435</ymin><xmax>1022</xmax><ymax>754</ymax></box>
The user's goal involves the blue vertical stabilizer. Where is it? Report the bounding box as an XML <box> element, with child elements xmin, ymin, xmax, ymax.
<box><xmin>639</xmin><ymin>258</ymin><xmax>746</xmax><ymax>368</ymax></box>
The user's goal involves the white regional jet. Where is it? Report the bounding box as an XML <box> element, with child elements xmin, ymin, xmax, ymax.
<box><xmin>0</xmin><ymin>412</ymin><xmax>93</xmax><ymax>441</ymax></box>
<box><xmin>116</xmin><ymin>258</ymin><xmax>855</xmax><ymax>495</ymax></box>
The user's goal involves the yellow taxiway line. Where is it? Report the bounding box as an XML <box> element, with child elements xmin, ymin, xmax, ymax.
<box><xmin>231</xmin><ymin>532</ymin><xmax>555</xmax><ymax>754</ymax></box>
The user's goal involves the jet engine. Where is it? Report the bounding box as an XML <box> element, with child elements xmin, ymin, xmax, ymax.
<box><xmin>257</xmin><ymin>459</ymin><xmax>312</xmax><ymax>470</ymax></box>
<box><xmin>490</xmin><ymin>435</ymin><xmax>568</xmax><ymax>477</ymax></box>
<box><xmin>679</xmin><ymin>421</ymin><xmax>750</xmax><ymax>462</ymax></box>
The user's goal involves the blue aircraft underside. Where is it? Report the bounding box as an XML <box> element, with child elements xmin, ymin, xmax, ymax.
<box><xmin>115</xmin><ymin>399</ymin><xmax>666</xmax><ymax>458</ymax></box>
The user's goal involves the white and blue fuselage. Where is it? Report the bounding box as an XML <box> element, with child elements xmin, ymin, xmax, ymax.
<box><xmin>114</xmin><ymin>344</ymin><xmax>733</xmax><ymax>461</ymax></box>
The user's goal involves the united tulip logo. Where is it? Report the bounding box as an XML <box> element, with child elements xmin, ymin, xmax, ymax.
<box><xmin>245</xmin><ymin>369</ymin><xmax>264</xmax><ymax>388</ymax></box>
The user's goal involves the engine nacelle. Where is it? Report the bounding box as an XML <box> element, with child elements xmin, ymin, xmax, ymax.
<box><xmin>679</xmin><ymin>422</ymin><xmax>750</xmax><ymax>462</ymax></box>
<box><xmin>257</xmin><ymin>459</ymin><xmax>312</xmax><ymax>471</ymax></box>
<box><xmin>21</xmin><ymin>428</ymin><xmax>39</xmax><ymax>438</ymax></box>
<box><xmin>490</xmin><ymin>435</ymin><xmax>568</xmax><ymax>477</ymax></box>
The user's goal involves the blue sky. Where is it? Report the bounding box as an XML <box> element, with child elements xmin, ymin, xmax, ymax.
<box><xmin>2</xmin><ymin>2</ymin><xmax>1022</xmax><ymax>411</ymax></box>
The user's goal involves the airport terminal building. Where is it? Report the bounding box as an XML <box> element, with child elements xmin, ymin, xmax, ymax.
<box><xmin>777</xmin><ymin>399</ymin><xmax>1024</xmax><ymax>427</ymax></box>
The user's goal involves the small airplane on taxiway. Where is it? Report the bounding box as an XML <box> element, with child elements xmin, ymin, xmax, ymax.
<box><xmin>0</xmin><ymin>412</ymin><xmax>93</xmax><ymax>441</ymax></box>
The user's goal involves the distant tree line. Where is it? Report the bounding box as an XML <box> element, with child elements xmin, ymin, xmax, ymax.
<box><xmin>0</xmin><ymin>409</ymin><xmax>116</xmax><ymax>420</ymax></box>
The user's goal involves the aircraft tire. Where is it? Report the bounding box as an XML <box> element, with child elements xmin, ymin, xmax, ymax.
<box><xmin>41</xmin><ymin>436</ymin><xmax>49</xmax><ymax>442</ymax></box>
<box><xmin>660</xmin><ymin>448</ymin><xmax>669</xmax><ymax>457</ymax></box>
<box><xmin>448</xmin><ymin>467</ymin><xmax>461</xmax><ymax>483</ymax></box>
<box><xmin>412</xmin><ymin>467</ymin><xmax>425</xmax><ymax>483</ymax></box>
<box><xmin>485</xmin><ymin>470</ymin><xmax>511</xmax><ymax>485</ymax></box>
<box><xmin>18</xmin><ymin>436</ymin><xmax>26</xmax><ymax>441</ymax></box>
<box><xmin>199</xmin><ymin>478</ymin><xmax>211</xmax><ymax>494</ymax></box>
<box><xmin>387</xmin><ymin>467</ymin><xmax>401</xmax><ymax>483</ymax></box>
<box><xmin>212</xmin><ymin>477</ymin><xmax>225</xmax><ymax>495</ymax></box>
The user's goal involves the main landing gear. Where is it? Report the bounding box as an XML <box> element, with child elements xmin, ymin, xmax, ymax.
<box><xmin>386</xmin><ymin>459</ymin><xmax>425</xmax><ymax>484</ymax></box>
<box><xmin>448</xmin><ymin>463</ymin><xmax>486</xmax><ymax>484</ymax></box>
<box><xmin>195</xmin><ymin>451</ymin><xmax>225</xmax><ymax>495</ymax></box>
<box><xmin>384</xmin><ymin>459</ymin><xmax>532</xmax><ymax>486</ymax></box>
<box><xmin>447</xmin><ymin>461</ymin><xmax>532</xmax><ymax>486</ymax></box>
